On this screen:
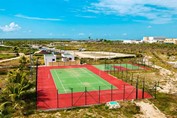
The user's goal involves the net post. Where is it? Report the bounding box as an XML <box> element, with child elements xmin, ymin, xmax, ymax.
<box><xmin>99</xmin><ymin>86</ymin><xmax>100</xmax><ymax>104</ymax></box>
<box><xmin>71</xmin><ymin>88</ymin><xmax>73</xmax><ymax>106</ymax></box>
<box><xmin>85</xmin><ymin>87</ymin><xmax>87</xmax><ymax>105</ymax></box>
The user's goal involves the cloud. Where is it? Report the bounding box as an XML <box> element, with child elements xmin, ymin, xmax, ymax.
<box><xmin>78</xmin><ymin>33</ymin><xmax>85</xmax><ymax>36</ymax></box>
<box><xmin>0</xmin><ymin>22</ymin><xmax>21</xmax><ymax>32</ymax></box>
<box><xmin>76</xmin><ymin>15</ymin><xmax>96</xmax><ymax>18</ymax></box>
<box><xmin>122</xmin><ymin>33</ymin><xmax>127</xmax><ymax>36</ymax></box>
<box><xmin>90</xmin><ymin>0</ymin><xmax>177</xmax><ymax>24</ymax></box>
<box><xmin>15</xmin><ymin>14</ymin><xmax>61</xmax><ymax>21</ymax></box>
<box><xmin>49</xmin><ymin>33</ymin><xmax>53</xmax><ymax>36</ymax></box>
<box><xmin>147</xmin><ymin>25</ymin><xmax>152</xmax><ymax>29</ymax></box>
<box><xmin>0</xmin><ymin>9</ymin><xmax>5</xmax><ymax>11</ymax></box>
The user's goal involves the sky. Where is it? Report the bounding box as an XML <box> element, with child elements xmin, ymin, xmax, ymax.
<box><xmin>0</xmin><ymin>0</ymin><xmax>177</xmax><ymax>40</ymax></box>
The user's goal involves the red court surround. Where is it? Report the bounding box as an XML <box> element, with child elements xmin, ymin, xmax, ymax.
<box><xmin>37</xmin><ymin>65</ymin><xmax>152</xmax><ymax>110</ymax></box>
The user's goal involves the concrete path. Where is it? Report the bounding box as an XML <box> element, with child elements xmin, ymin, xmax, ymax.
<box><xmin>135</xmin><ymin>101</ymin><xmax>166</xmax><ymax>118</ymax></box>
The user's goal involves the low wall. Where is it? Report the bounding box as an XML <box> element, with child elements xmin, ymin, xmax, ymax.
<box><xmin>49</xmin><ymin>60</ymin><xmax>80</xmax><ymax>66</ymax></box>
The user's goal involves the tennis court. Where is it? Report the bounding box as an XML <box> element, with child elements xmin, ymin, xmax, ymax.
<box><xmin>93</xmin><ymin>63</ymin><xmax>143</xmax><ymax>71</ymax></box>
<box><xmin>50</xmin><ymin>68</ymin><xmax>117</xmax><ymax>94</ymax></box>
<box><xmin>37</xmin><ymin>65</ymin><xmax>152</xmax><ymax>110</ymax></box>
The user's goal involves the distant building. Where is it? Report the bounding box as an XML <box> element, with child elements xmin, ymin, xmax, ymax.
<box><xmin>143</xmin><ymin>37</ymin><xmax>165</xmax><ymax>43</ymax></box>
<box><xmin>61</xmin><ymin>52</ymin><xmax>74</xmax><ymax>62</ymax></box>
<box><xmin>44</xmin><ymin>54</ymin><xmax>56</xmax><ymax>66</ymax></box>
<box><xmin>123</xmin><ymin>40</ymin><xmax>142</xmax><ymax>44</ymax></box>
<box><xmin>122</xmin><ymin>40</ymin><xmax>132</xmax><ymax>44</ymax></box>
<box><xmin>79</xmin><ymin>48</ymin><xmax>86</xmax><ymax>51</ymax></box>
<box><xmin>164</xmin><ymin>38</ymin><xmax>177</xmax><ymax>44</ymax></box>
<box><xmin>0</xmin><ymin>40</ymin><xmax>4</xmax><ymax>45</ymax></box>
<box><xmin>31</xmin><ymin>45</ymin><xmax>40</xmax><ymax>49</ymax></box>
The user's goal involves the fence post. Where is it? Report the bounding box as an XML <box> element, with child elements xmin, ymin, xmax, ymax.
<box><xmin>57</xmin><ymin>89</ymin><xmax>58</xmax><ymax>108</ymax></box>
<box><xmin>104</xmin><ymin>59</ymin><xmax>106</xmax><ymax>71</ymax></box>
<box><xmin>121</xmin><ymin>71</ymin><xmax>123</xmax><ymax>80</ymax></box>
<box><xmin>99</xmin><ymin>86</ymin><xmax>100</xmax><ymax>104</ymax></box>
<box><xmin>123</xmin><ymin>84</ymin><xmax>125</xmax><ymax>101</ymax></box>
<box><xmin>71</xmin><ymin>88</ymin><xmax>73</xmax><ymax>106</ymax></box>
<box><xmin>154</xmin><ymin>82</ymin><xmax>157</xmax><ymax>99</ymax></box>
<box><xmin>111</xmin><ymin>85</ymin><xmax>113</xmax><ymax>101</ymax></box>
<box><xmin>132</xmin><ymin>62</ymin><xmax>133</xmax><ymax>70</ymax></box>
<box><xmin>36</xmin><ymin>58</ymin><xmax>39</xmax><ymax>110</ymax></box>
<box><xmin>136</xmin><ymin>78</ymin><xmax>139</xmax><ymax>100</ymax></box>
<box><xmin>85</xmin><ymin>87</ymin><xmax>87</xmax><ymax>105</ymax></box>
<box><xmin>114</xmin><ymin>64</ymin><xmax>115</xmax><ymax>75</ymax></box>
<box><xmin>142</xmin><ymin>79</ymin><xmax>145</xmax><ymax>99</ymax></box>
<box><xmin>125</xmin><ymin>71</ymin><xmax>127</xmax><ymax>82</ymax></box>
<box><xmin>131</xmin><ymin>73</ymin><xmax>133</xmax><ymax>85</ymax></box>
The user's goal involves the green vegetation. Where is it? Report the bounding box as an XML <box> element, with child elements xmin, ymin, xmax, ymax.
<box><xmin>30</xmin><ymin>101</ymin><xmax>141</xmax><ymax>118</ymax></box>
<box><xmin>0</xmin><ymin>56</ymin><xmax>36</xmax><ymax>117</ymax></box>
<box><xmin>150</xmin><ymin>92</ymin><xmax>177</xmax><ymax>117</ymax></box>
<box><xmin>0</xmin><ymin>54</ymin><xmax>17</xmax><ymax>60</ymax></box>
<box><xmin>0</xmin><ymin>40</ymin><xmax>177</xmax><ymax>117</ymax></box>
<box><xmin>0</xmin><ymin>46</ymin><xmax>13</xmax><ymax>53</ymax></box>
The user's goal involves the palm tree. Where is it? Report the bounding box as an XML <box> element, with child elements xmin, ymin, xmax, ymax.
<box><xmin>0</xmin><ymin>69</ymin><xmax>33</xmax><ymax>116</ymax></box>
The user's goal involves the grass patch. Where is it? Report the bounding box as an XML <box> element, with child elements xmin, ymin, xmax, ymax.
<box><xmin>30</xmin><ymin>101</ymin><xmax>141</xmax><ymax>118</ymax></box>
<box><xmin>0</xmin><ymin>54</ymin><xmax>17</xmax><ymax>60</ymax></box>
<box><xmin>149</xmin><ymin>92</ymin><xmax>177</xmax><ymax>117</ymax></box>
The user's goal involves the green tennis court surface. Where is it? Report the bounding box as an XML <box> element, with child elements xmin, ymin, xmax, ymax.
<box><xmin>50</xmin><ymin>68</ymin><xmax>117</xmax><ymax>94</ymax></box>
<box><xmin>93</xmin><ymin>64</ymin><xmax>142</xmax><ymax>71</ymax></box>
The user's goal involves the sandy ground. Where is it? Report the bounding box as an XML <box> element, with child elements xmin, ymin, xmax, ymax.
<box><xmin>135</xmin><ymin>100</ymin><xmax>166</xmax><ymax>118</ymax></box>
<box><xmin>0</xmin><ymin>53</ymin><xmax>25</xmax><ymax>63</ymax></box>
<box><xmin>68</xmin><ymin>51</ymin><xmax>136</xmax><ymax>59</ymax></box>
<box><xmin>143</xmin><ymin>56</ymin><xmax>177</xmax><ymax>94</ymax></box>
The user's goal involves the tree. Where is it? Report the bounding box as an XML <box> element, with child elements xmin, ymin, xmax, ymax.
<box><xmin>19</xmin><ymin>56</ymin><xmax>29</xmax><ymax>70</ymax></box>
<box><xmin>13</xmin><ymin>46</ymin><xmax>19</xmax><ymax>56</ymax></box>
<box><xmin>0</xmin><ymin>69</ymin><xmax>33</xmax><ymax>116</ymax></box>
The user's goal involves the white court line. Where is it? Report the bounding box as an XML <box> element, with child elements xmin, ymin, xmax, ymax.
<box><xmin>54</xmin><ymin>70</ymin><xmax>67</xmax><ymax>93</ymax></box>
<box><xmin>80</xmin><ymin>68</ymin><xmax>111</xmax><ymax>89</ymax></box>
<box><xmin>50</xmin><ymin>70</ymin><xmax>58</xmax><ymax>89</ymax></box>
<box><xmin>63</xmin><ymin>69</ymin><xmax>85</xmax><ymax>88</ymax></box>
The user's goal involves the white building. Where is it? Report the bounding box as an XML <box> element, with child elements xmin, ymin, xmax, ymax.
<box><xmin>0</xmin><ymin>40</ymin><xmax>4</xmax><ymax>45</ymax></box>
<box><xmin>143</xmin><ymin>37</ymin><xmax>165</xmax><ymax>43</ymax></box>
<box><xmin>44</xmin><ymin>54</ymin><xmax>56</xmax><ymax>66</ymax></box>
<box><xmin>61</xmin><ymin>53</ymin><xmax>74</xmax><ymax>62</ymax></box>
<box><xmin>123</xmin><ymin>40</ymin><xmax>142</xmax><ymax>44</ymax></box>
<box><xmin>164</xmin><ymin>38</ymin><xmax>177</xmax><ymax>44</ymax></box>
<box><xmin>122</xmin><ymin>40</ymin><xmax>132</xmax><ymax>44</ymax></box>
